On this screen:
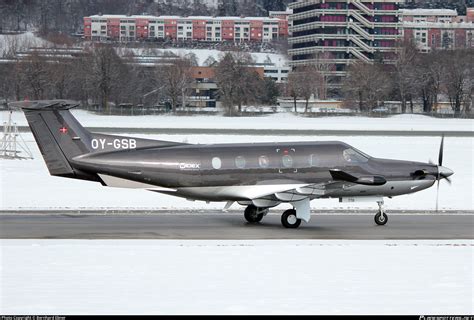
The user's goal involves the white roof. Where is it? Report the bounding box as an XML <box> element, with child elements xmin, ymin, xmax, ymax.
<box><xmin>401</xmin><ymin>9</ymin><xmax>458</xmax><ymax>16</ymax></box>
<box><xmin>88</xmin><ymin>15</ymin><xmax>281</xmax><ymax>22</ymax></box>
<box><xmin>269</xmin><ymin>9</ymin><xmax>293</xmax><ymax>15</ymax></box>
<box><xmin>403</xmin><ymin>21</ymin><xmax>474</xmax><ymax>29</ymax></box>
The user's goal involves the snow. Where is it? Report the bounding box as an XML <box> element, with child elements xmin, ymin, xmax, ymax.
<box><xmin>0</xmin><ymin>32</ymin><xmax>50</xmax><ymax>56</ymax></box>
<box><xmin>401</xmin><ymin>9</ymin><xmax>458</xmax><ymax>16</ymax></box>
<box><xmin>2</xmin><ymin>110</ymin><xmax>473</xmax><ymax>132</ymax></box>
<box><xmin>1</xmin><ymin>239</ymin><xmax>472</xmax><ymax>315</ymax></box>
<box><xmin>88</xmin><ymin>15</ymin><xmax>282</xmax><ymax>22</ymax></box>
<box><xmin>140</xmin><ymin>48</ymin><xmax>288</xmax><ymax>67</ymax></box>
<box><xmin>1</xmin><ymin>132</ymin><xmax>472</xmax><ymax>211</ymax></box>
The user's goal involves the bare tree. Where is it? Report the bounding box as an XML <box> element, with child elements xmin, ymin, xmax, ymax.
<box><xmin>286</xmin><ymin>65</ymin><xmax>324</xmax><ymax>113</ymax></box>
<box><xmin>286</xmin><ymin>71</ymin><xmax>300</xmax><ymax>113</ymax></box>
<box><xmin>184</xmin><ymin>52</ymin><xmax>199</xmax><ymax>66</ymax></box>
<box><xmin>215</xmin><ymin>51</ymin><xmax>263</xmax><ymax>115</ymax></box>
<box><xmin>158</xmin><ymin>57</ymin><xmax>193</xmax><ymax>112</ymax></box>
<box><xmin>441</xmin><ymin>50</ymin><xmax>473</xmax><ymax>115</ymax></box>
<box><xmin>344</xmin><ymin>62</ymin><xmax>391</xmax><ymax>113</ymax></box>
<box><xmin>394</xmin><ymin>40</ymin><xmax>419</xmax><ymax>113</ymax></box>
<box><xmin>89</xmin><ymin>45</ymin><xmax>124</xmax><ymax>111</ymax></box>
<box><xmin>47</xmin><ymin>59</ymin><xmax>73</xmax><ymax>100</ymax></box>
<box><xmin>203</xmin><ymin>55</ymin><xmax>217</xmax><ymax>67</ymax></box>
<box><xmin>19</xmin><ymin>51</ymin><xmax>49</xmax><ymax>100</ymax></box>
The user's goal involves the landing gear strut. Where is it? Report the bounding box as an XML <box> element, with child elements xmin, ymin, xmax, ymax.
<box><xmin>374</xmin><ymin>201</ymin><xmax>388</xmax><ymax>226</ymax></box>
<box><xmin>281</xmin><ymin>209</ymin><xmax>302</xmax><ymax>229</ymax></box>
<box><xmin>244</xmin><ymin>205</ymin><xmax>268</xmax><ymax>223</ymax></box>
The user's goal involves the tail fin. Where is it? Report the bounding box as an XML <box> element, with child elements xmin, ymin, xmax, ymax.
<box><xmin>19</xmin><ymin>100</ymin><xmax>95</xmax><ymax>180</ymax></box>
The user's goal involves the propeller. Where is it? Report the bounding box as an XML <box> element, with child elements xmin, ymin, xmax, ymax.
<box><xmin>412</xmin><ymin>136</ymin><xmax>453</xmax><ymax>211</ymax></box>
<box><xmin>434</xmin><ymin>135</ymin><xmax>454</xmax><ymax>211</ymax></box>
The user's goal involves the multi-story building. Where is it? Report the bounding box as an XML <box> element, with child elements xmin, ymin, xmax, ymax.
<box><xmin>84</xmin><ymin>14</ymin><xmax>289</xmax><ymax>43</ymax></box>
<box><xmin>288</xmin><ymin>0</ymin><xmax>405</xmax><ymax>84</ymax></box>
<box><xmin>402</xmin><ymin>8</ymin><xmax>474</xmax><ymax>52</ymax></box>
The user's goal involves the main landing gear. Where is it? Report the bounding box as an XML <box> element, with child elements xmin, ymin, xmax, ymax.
<box><xmin>244</xmin><ymin>205</ymin><xmax>269</xmax><ymax>223</ymax></box>
<box><xmin>281</xmin><ymin>209</ymin><xmax>302</xmax><ymax>229</ymax></box>
<box><xmin>244</xmin><ymin>205</ymin><xmax>304</xmax><ymax>229</ymax></box>
<box><xmin>374</xmin><ymin>201</ymin><xmax>388</xmax><ymax>226</ymax></box>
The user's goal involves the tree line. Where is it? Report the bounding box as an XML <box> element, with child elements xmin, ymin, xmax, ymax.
<box><xmin>1</xmin><ymin>40</ymin><xmax>472</xmax><ymax>116</ymax></box>
<box><xmin>283</xmin><ymin>43</ymin><xmax>473</xmax><ymax>115</ymax></box>
<box><xmin>342</xmin><ymin>42</ymin><xmax>474</xmax><ymax>115</ymax></box>
<box><xmin>0</xmin><ymin>44</ymin><xmax>280</xmax><ymax>115</ymax></box>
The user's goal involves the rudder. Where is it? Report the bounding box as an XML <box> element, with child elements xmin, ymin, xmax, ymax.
<box><xmin>21</xmin><ymin>101</ymin><xmax>94</xmax><ymax>179</ymax></box>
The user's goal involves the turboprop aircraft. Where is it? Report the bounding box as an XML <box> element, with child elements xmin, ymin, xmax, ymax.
<box><xmin>17</xmin><ymin>100</ymin><xmax>454</xmax><ymax>228</ymax></box>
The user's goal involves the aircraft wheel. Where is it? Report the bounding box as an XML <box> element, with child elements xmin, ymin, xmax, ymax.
<box><xmin>281</xmin><ymin>209</ymin><xmax>302</xmax><ymax>229</ymax></box>
<box><xmin>374</xmin><ymin>211</ymin><xmax>388</xmax><ymax>226</ymax></box>
<box><xmin>244</xmin><ymin>205</ymin><xmax>264</xmax><ymax>223</ymax></box>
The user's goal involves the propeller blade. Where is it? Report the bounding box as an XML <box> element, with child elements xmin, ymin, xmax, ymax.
<box><xmin>443</xmin><ymin>175</ymin><xmax>452</xmax><ymax>185</ymax></box>
<box><xmin>436</xmin><ymin>180</ymin><xmax>440</xmax><ymax>212</ymax></box>
<box><xmin>438</xmin><ymin>135</ymin><xmax>444</xmax><ymax>166</ymax></box>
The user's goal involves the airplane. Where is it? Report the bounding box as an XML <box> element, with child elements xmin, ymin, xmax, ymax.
<box><xmin>17</xmin><ymin>100</ymin><xmax>454</xmax><ymax>228</ymax></box>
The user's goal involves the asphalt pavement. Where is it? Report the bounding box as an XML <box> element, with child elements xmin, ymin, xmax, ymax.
<box><xmin>0</xmin><ymin>212</ymin><xmax>472</xmax><ymax>239</ymax></box>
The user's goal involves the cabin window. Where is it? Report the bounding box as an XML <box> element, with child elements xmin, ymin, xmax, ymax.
<box><xmin>212</xmin><ymin>157</ymin><xmax>222</xmax><ymax>170</ymax></box>
<box><xmin>235</xmin><ymin>156</ymin><xmax>246</xmax><ymax>169</ymax></box>
<box><xmin>282</xmin><ymin>155</ymin><xmax>293</xmax><ymax>168</ymax></box>
<box><xmin>343</xmin><ymin>148</ymin><xmax>369</xmax><ymax>164</ymax></box>
<box><xmin>259</xmin><ymin>156</ymin><xmax>270</xmax><ymax>168</ymax></box>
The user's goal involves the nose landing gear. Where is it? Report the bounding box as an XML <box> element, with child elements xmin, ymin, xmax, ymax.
<box><xmin>375</xmin><ymin>201</ymin><xmax>388</xmax><ymax>226</ymax></box>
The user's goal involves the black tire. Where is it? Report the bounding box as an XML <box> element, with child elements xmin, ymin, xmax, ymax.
<box><xmin>244</xmin><ymin>205</ymin><xmax>264</xmax><ymax>223</ymax></box>
<box><xmin>374</xmin><ymin>211</ymin><xmax>388</xmax><ymax>226</ymax></box>
<box><xmin>281</xmin><ymin>209</ymin><xmax>302</xmax><ymax>229</ymax></box>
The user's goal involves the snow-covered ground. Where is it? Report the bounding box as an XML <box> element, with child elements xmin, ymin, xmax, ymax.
<box><xmin>125</xmin><ymin>47</ymin><xmax>287</xmax><ymax>67</ymax></box>
<box><xmin>0</xmin><ymin>32</ymin><xmax>50</xmax><ymax>56</ymax></box>
<box><xmin>1</xmin><ymin>132</ymin><xmax>472</xmax><ymax>211</ymax></box>
<box><xmin>3</xmin><ymin>110</ymin><xmax>474</xmax><ymax>132</ymax></box>
<box><xmin>1</xmin><ymin>239</ymin><xmax>472</xmax><ymax>315</ymax></box>
<box><xmin>163</xmin><ymin>48</ymin><xmax>288</xmax><ymax>67</ymax></box>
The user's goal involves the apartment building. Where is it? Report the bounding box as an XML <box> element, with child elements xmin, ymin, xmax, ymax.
<box><xmin>288</xmin><ymin>0</ymin><xmax>405</xmax><ymax>84</ymax></box>
<box><xmin>402</xmin><ymin>8</ymin><xmax>474</xmax><ymax>51</ymax></box>
<box><xmin>84</xmin><ymin>14</ymin><xmax>289</xmax><ymax>43</ymax></box>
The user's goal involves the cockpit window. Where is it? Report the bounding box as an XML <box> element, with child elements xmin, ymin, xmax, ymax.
<box><xmin>343</xmin><ymin>148</ymin><xmax>369</xmax><ymax>163</ymax></box>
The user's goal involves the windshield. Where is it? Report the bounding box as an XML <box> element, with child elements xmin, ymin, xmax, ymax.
<box><xmin>343</xmin><ymin>148</ymin><xmax>369</xmax><ymax>163</ymax></box>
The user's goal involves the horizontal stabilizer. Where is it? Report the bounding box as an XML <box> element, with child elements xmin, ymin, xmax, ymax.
<box><xmin>330</xmin><ymin>169</ymin><xmax>386</xmax><ymax>186</ymax></box>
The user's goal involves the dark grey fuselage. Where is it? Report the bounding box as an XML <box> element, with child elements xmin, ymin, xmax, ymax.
<box><xmin>72</xmin><ymin>140</ymin><xmax>437</xmax><ymax>202</ymax></box>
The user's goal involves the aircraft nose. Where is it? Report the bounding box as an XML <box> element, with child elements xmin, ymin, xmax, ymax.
<box><xmin>439</xmin><ymin>166</ymin><xmax>454</xmax><ymax>178</ymax></box>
